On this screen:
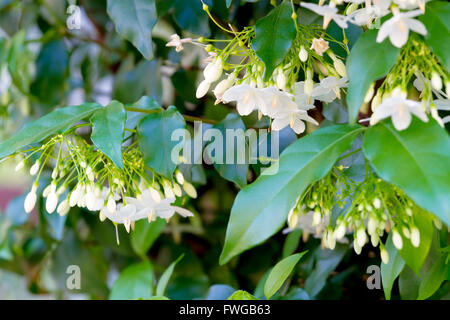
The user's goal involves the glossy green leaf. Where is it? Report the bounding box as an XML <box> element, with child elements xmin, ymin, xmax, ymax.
<box><xmin>363</xmin><ymin>119</ymin><xmax>450</xmax><ymax>225</ymax></box>
<box><xmin>156</xmin><ymin>254</ymin><xmax>184</xmax><ymax>296</ymax></box>
<box><xmin>138</xmin><ymin>105</ymin><xmax>186</xmax><ymax>178</ymax></box>
<box><xmin>106</xmin><ymin>0</ymin><xmax>157</xmax><ymax>60</ymax></box>
<box><xmin>219</xmin><ymin>124</ymin><xmax>363</xmax><ymax>264</ymax></box>
<box><xmin>227</xmin><ymin>290</ymin><xmax>258</xmax><ymax>300</ymax></box>
<box><xmin>381</xmin><ymin>233</ymin><xmax>405</xmax><ymax>300</ymax></box>
<box><xmin>346</xmin><ymin>29</ymin><xmax>400</xmax><ymax>123</ymax></box>
<box><xmin>205</xmin><ymin>113</ymin><xmax>248</xmax><ymax>188</ymax></box>
<box><xmin>419</xmin><ymin>1</ymin><xmax>450</xmax><ymax>71</ymax></box>
<box><xmin>282</xmin><ymin>229</ymin><xmax>302</xmax><ymax>259</ymax></box>
<box><xmin>264</xmin><ymin>251</ymin><xmax>307</xmax><ymax>299</ymax></box>
<box><xmin>0</xmin><ymin>103</ymin><xmax>102</xmax><ymax>159</ymax></box>
<box><xmin>125</xmin><ymin>96</ymin><xmax>162</xmax><ymax>140</ymax></box>
<box><xmin>30</xmin><ymin>39</ymin><xmax>68</xmax><ymax>106</ymax></box>
<box><xmin>418</xmin><ymin>254</ymin><xmax>447</xmax><ymax>300</ymax></box>
<box><xmin>109</xmin><ymin>261</ymin><xmax>153</xmax><ymax>300</ymax></box>
<box><xmin>91</xmin><ymin>101</ymin><xmax>126</xmax><ymax>169</ymax></box>
<box><xmin>398</xmin><ymin>212</ymin><xmax>434</xmax><ymax>275</ymax></box>
<box><xmin>131</xmin><ymin>218</ymin><xmax>166</xmax><ymax>257</ymax></box>
<box><xmin>251</xmin><ymin>0</ymin><xmax>296</xmax><ymax>81</ymax></box>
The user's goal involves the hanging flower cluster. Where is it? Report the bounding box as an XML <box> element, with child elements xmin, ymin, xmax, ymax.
<box><xmin>302</xmin><ymin>0</ymin><xmax>428</xmax><ymax>48</ymax></box>
<box><xmin>367</xmin><ymin>37</ymin><xmax>449</xmax><ymax>130</ymax></box>
<box><xmin>167</xmin><ymin>4</ymin><xmax>350</xmax><ymax>134</ymax></box>
<box><xmin>15</xmin><ymin>128</ymin><xmax>197</xmax><ymax>243</ymax></box>
<box><xmin>285</xmin><ymin>164</ymin><xmax>443</xmax><ymax>264</ymax></box>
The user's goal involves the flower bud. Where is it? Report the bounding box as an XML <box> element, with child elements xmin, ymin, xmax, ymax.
<box><xmin>288</xmin><ymin>208</ymin><xmax>299</xmax><ymax>229</ymax></box>
<box><xmin>99</xmin><ymin>209</ymin><xmax>107</xmax><ymax>222</ymax></box>
<box><xmin>356</xmin><ymin>228</ymin><xmax>367</xmax><ymax>247</ymax></box>
<box><xmin>299</xmin><ymin>46</ymin><xmax>308</xmax><ymax>62</ymax></box>
<box><xmin>368</xmin><ymin>217</ymin><xmax>377</xmax><ymax>236</ymax></box>
<box><xmin>371</xmin><ymin>92</ymin><xmax>382</xmax><ymax>111</ymax></box>
<box><xmin>204</xmin><ymin>57</ymin><xmax>223</xmax><ymax>83</ymax></box>
<box><xmin>392</xmin><ymin>230</ymin><xmax>403</xmax><ymax>250</ymax></box>
<box><xmin>57</xmin><ymin>199</ymin><xmax>70</xmax><ymax>216</ymax></box>
<box><xmin>276</xmin><ymin>68</ymin><xmax>287</xmax><ymax>90</ymax></box>
<box><xmin>213</xmin><ymin>78</ymin><xmax>233</xmax><ymax>99</ymax></box>
<box><xmin>373</xmin><ymin>198</ymin><xmax>381</xmax><ymax>209</ymax></box>
<box><xmin>334</xmin><ymin>223</ymin><xmax>346</xmax><ymax>240</ymax></box>
<box><xmin>402</xmin><ymin>226</ymin><xmax>411</xmax><ymax>238</ymax></box>
<box><xmin>327</xmin><ymin>231</ymin><xmax>336</xmax><ymax>250</ymax></box>
<box><xmin>433</xmin><ymin>218</ymin><xmax>442</xmax><ymax>230</ymax></box>
<box><xmin>149</xmin><ymin>187</ymin><xmax>161</xmax><ymax>203</ymax></box>
<box><xmin>51</xmin><ymin>168</ymin><xmax>58</xmax><ymax>180</ymax></box>
<box><xmin>346</xmin><ymin>3</ymin><xmax>359</xmax><ymax>15</ymax></box>
<box><xmin>364</xmin><ymin>83</ymin><xmax>375</xmax><ymax>103</ymax></box>
<box><xmin>333</xmin><ymin>59</ymin><xmax>347</xmax><ymax>78</ymax></box>
<box><xmin>305</xmin><ymin>79</ymin><xmax>314</xmax><ymax>96</ymax></box>
<box><xmin>410</xmin><ymin>226</ymin><xmax>420</xmax><ymax>247</ymax></box>
<box><xmin>15</xmin><ymin>160</ymin><xmax>24</xmax><ymax>172</ymax></box>
<box><xmin>183</xmin><ymin>181</ymin><xmax>198</xmax><ymax>199</ymax></box>
<box><xmin>431</xmin><ymin>72</ymin><xmax>442</xmax><ymax>91</ymax></box>
<box><xmin>69</xmin><ymin>185</ymin><xmax>81</xmax><ymax>207</ymax></box>
<box><xmin>43</xmin><ymin>184</ymin><xmax>52</xmax><ymax>198</ymax></box>
<box><xmin>30</xmin><ymin>161</ymin><xmax>40</xmax><ymax>176</ymax></box>
<box><xmin>24</xmin><ymin>191</ymin><xmax>37</xmax><ymax>213</ymax></box>
<box><xmin>312</xmin><ymin>209</ymin><xmax>322</xmax><ymax>226</ymax></box>
<box><xmin>380</xmin><ymin>247</ymin><xmax>389</xmax><ymax>264</ymax></box>
<box><xmin>46</xmin><ymin>192</ymin><xmax>58</xmax><ymax>214</ymax></box>
<box><xmin>172</xmin><ymin>182</ymin><xmax>182</xmax><ymax>197</ymax></box>
<box><xmin>196</xmin><ymin>80</ymin><xmax>211</xmax><ymax>98</ymax></box>
<box><xmin>175</xmin><ymin>170</ymin><xmax>185</xmax><ymax>185</ymax></box>
<box><xmin>107</xmin><ymin>195</ymin><xmax>116</xmax><ymax>214</ymax></box>
<box><xmin>371</xmin><ymin>234</ymin><xmax>379</xmax><ymax>247</ymax></box>
<box><xmin>353</xmin><ymin>239</ymin><xmax>362</xmax><ymax>255</ymax></box>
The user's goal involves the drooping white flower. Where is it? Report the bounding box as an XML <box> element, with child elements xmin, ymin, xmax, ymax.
<box><xmin>301</xmin><ymin>2</ymin><xmax>348</xmax><ymax>29</ymax></box>
<box><xmin>380</xmin><ymin>247</ymin><xmax>389</xmax><ymax>264</ymax></box>
<box><xmin>312</xmin><ymin>76</ymin><xmax>348</xmax><ymax>102</ymax></box>
<box><xmin>24</xmin><ymin>189</ymin><xmax>37</xmax><ymax>213</ymax></box>
<box><xmin>392</xmin><ymin>229</ymin><xmax>403</xmax><ymax>250</ymax></box>
<box><xmin>370</xmin><ymin>93</ymin><xmax>428</xmax><ymax>130</ymax></box>
<box><xmin>299</xmin><ymin>46</ymin><xmax>308</xmax><ymax>62</ymax></box>
<box><xmin>293</xmin><ymin>81</ymin><xmax>316</xmax><ymax>109</ymax></box>
<box><xmin>203</xmin><ymin>57</ymin><xmax>223</xmax><ymax>83</ymax></box>
<box><xmin>393</xmin><ymin>0</ymin><xmax>427</xmax><ymax>12</ymax></box>
<box><xmin>376</xmin><ymin>8</ymin><xmax>427</xmax><ymax>48</ymax></box>
<box><xmin>166</xmin><ymin>34</ymin><xmax>192</xmax><ymax>52</ymax></box>
<box><xmin>57</xmin><ymin>199</ymin><xmax>70</xmax><ymax>216</ymax></box>
<box><xmin>196</xmin><ymin>80</ymin><xmax>211</xmax><ymax>99</ymax></box>
<box><xmin>29</xmin><ymin>161</ymin><xmax>40</xmax><ymax>176</ymax></box>
<box><xmin>410</xmin><ymin>226</ymin><xmax>420</xmax><ymax>247</ymax></box>
<box><xmin>46</xmin><ymin>191</ymin><xmax>59</xmax><ymax>213</ymax></box>
<box><xmin>347</xmin><ymin>0</ymin><xmax>391</xmax><ymax>26</ymax></box>
<box><xmin>222</xmin><ymin>84</ymin><xmax>266</xmax><ymax>116</ymax></box>
<box><xmin>182</xmin><ymin>181</ymin><xmax>198</xmax><ymax>199</ymax></box>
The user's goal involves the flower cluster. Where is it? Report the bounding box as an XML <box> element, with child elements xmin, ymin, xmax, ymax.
<box><xmin>15</xmin><ymin>130</ymin><xmax>197</xmax><ymax>243</ymax></box>
<box><xmin>167</xmin><ymin>4</ymin><xmax>349</xmax><ymax>134</ymax></box>
<box><xmin>366</xmin><ymin>37</ymin><xmax>449</xmax><ymax>130</ymax></box>
<box><xmin>285</xmin><ymin>164</ymin><xmax>443</xmax><ymax>264</ymax></box>
<box><xmin>303</xmin><ymin>0</ymin><xmax>428</xmax><ymax>48</ymax></box>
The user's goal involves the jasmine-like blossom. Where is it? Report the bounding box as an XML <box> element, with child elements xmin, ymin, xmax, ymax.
<box><xmin>394</xmin><ymin>0</ymin><xmax>427</xmax><ymax>12</ymax></box>
<box><xmin>165</xmin><ymin>34</ymin><xmax>192</xmax><ymax>52</ymax></box>
<box><xmin>310</xmin><ymin>38</ymin><xmax>330</xmax><ymax>56</ymax></box>
<box><xmin>370</xmin><ymin>93</ymin><xmax>428</xmax><ymax>130</ymax></box>
<box><xmin>312</xmin><ymin>76</ymin><xmax>348</xmax><ymax>102</ymax></box>
<box><xmin>347</xmin><ymin>0</ymin><xmax>391</xmax><ymax>26</ymax></box>
<box><xmin>376</xmin><ymin>8</ymin><xmax>427</xmax><ymax>48</ymax></box>
<box><xmin>222</xmin><ymin>84</ymin><xmax>266</xmax><ymax>116</ymax></box>
<box><xmin>300</xmin><ymin>2</ymin><xmax>348</xmax><ymax>29</ymax></box>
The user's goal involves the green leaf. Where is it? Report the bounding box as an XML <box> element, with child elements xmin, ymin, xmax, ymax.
<box><xmin>219</xmin><ymin>124</ymin><xmax>363</xmax><ymax>264</ymax></box>
<box><xmin>131</xmin><ymin>218</ymin><xmax>166</xmax><ymax>257</ymax></box>
<box><xmin>419</xmin><ymin>1</ymin><xmax>450</xmax><ymax>71</ymax></box>
<box><xmin>363</xmin><ymin>119</ymin><xmax>450</xmax><ymax>225</ymax></box>
<box><xmin>346</xmin><ymin>29</ymin><xmax>400</xmax><ymax>124</ymax></box>
<box><xmin>30</xmin><ymin>39</ymin><xmax>69</xmax><ymax>106</ymax></box>
<box><xmin>138</xmin><ymin>105</ymin><xmax>186</xmax><ymax>178</ymax></box>
<box><xmin>0</xmin><ymin>103</ymin><xmax>102</xmax><ymax>159</ymax></box>
<box><xmin>251</xmin><ymin>0</ymin><xmax>296</xmax><ymax>81</ymax></box>
<box><xmin>398</xmin><ymin>212</ymin><xmax>434</xmax><ymax>275</ymax></box>
<box><xmin>381</xmin><ymin>233</ymin><xmax>405</xmax><ymax>300</ymax></box>
<box><xmin>90</xmin><ymin>101</ymin><xmax>126</xmax><ymax>169</ymax></box>
<box><xmin>170</xmin><ymin>0</ymin><xmax>211</xmax><ymax>36</ymax></box>
<box><xmin>156</xmin><ymin>254</ymin><xmax>184</xmax><ymax>296</ymax></box>
<box><xmin>227</xmin><ymin>290</ymin><xmax>258</xmax><ymax>300</ymax></box>
<box><xmin>106</xmin><ymin>0</ymin><xmax>157</xmax><ymax>60</ymax></box>
<box><xmin>264</xmin><ymin>251</ymin><xmax>307</xmax><ymax>299</ymax></box>
<box><xmin>282</xmin><ymin>229</ymin><xmax>302</xmax><ymax>259</ymax></box>
<box><xmin>125</xmin><ymin>96</ymin><xmax>162</xmax><ymax>139</ymax></box>
<box><xmin>109</xmin><ymin>261</ymin><xmax>153</xmax><ymax>300</ymax></box>
<box><xmin>205</xmin><ymin>113</ymin><xmax>248</xmax><ymax>188</ymax></box>
<box><xmin>399</xmin><ymin>265</ymin><xmax>421</xmax><ymax>300</ymax></box>
<box><xmin>418</xmin><ymin>254</ymin><xmax>447</xmax><ymax>300</ymax></box>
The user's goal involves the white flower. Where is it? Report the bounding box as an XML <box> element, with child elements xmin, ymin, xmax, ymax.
<box><xmin>299</xmin><ymin>46</ymin><xmax>308</xmax><ymax>62</ymax></box>
<box><xmin>203</xmin><ymin>57</ymin><xmax>223</xmax><ymax>83</ymax></box>
<box><xmin>370</xmin><ymin>94</ymin><xmax>428</xmax><ymax>130</ymax></box>
<box><xmin>410</xmin><ymin>226</ymin><xmax>420</xmax><ymax>247</ymax></box>
<box><xmin>272</xmin><ymin>109</ymin><xmax>319</xmax><ymax>134</ymax></box>
<box><xmin>196</xmin><ymin>80</ymin><xmax>211</xmax><ymax>99</ymax></box>
<box><xmin>312</xmin><ymin>76</ymin><xmax>348</xmax><ymax>102</ymax></box>
<box><xmin>356</xmin><ymin>228</ymin><xmax>367</xmax><ymax>247</ymax></box>
<box><xmin>29</xmin><ymin>161</ymin><xmax>40</xmax><ymax>176</ymax></box>
<box><xmin>222</xmin><ymin>84</ymin><xmax>266</xmax><ymax>116</ymax></box>
<box><xmin>166</xmin><ymin>34</ymin><xmax>192</xmax><ymax>52</ymax></box>
<box><xmin>310</xmin><ymin>38</ymin><xmax>329</xmax><ymax>56</ymax></box>
<box><xmin>376</xmin><ymin>9</ymin><xmax>427</xmax><ymax>48</ymax></box>
<box><xmin>348</xmin><ymin>0</ymin><xmax>391</xmax><ymax>26</ymax></box>
<box><xmin>394</xmin><ymin>0</ymin><xmax>427</xmax><ymax>12</ymax></box>
<box><xmin>46</xmin><ymin>191</ymin><xmax>59</xmax><ymax>213</ymax></box>
<box><xmin>301</xmin><ymin>2</ymin><xmax>348</xmax><ymax>29</ymax></box>
<box><xmin>24</xmin><ymin>190</ymin><xmax>37</xmax><ymax>213</ymax></box>
<box><xmin>380</xmin><ymin>247</ymin><xmax>389</xmax><ymax>264</ymax></box>
<box><xmin>392</xmin><ymin>230</ymin><xmax>403</xmax><ymax>249</ymax></box>
<box><xmin>293</xmin><ymin>81</ymin><xmax>316</xmax><ymax>109</ymax></box>
<box><xmin>213</xmin><ymin>73</ymin><xmax>236</xmax><ymax>101</ymax></box>
<box><xmin>57</xmin><ymin>199</ymin><xmax>70</xmax><ymax>216</ymax></box>
<box><xmin>104</xmin><ymin>203</ymin><xmax>137</xmax><ymax>233</ymax></box>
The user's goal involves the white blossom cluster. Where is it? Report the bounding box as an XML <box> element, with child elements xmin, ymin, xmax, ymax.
<box><xmin>302</xmin><ymin>0</ymin><xmax>429</xmax><ymax>48</ymax></box>
<box><xmin>17</xmin><ymin>136</ymin><xmax>197</xmax><ymax>242</ymax></box>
